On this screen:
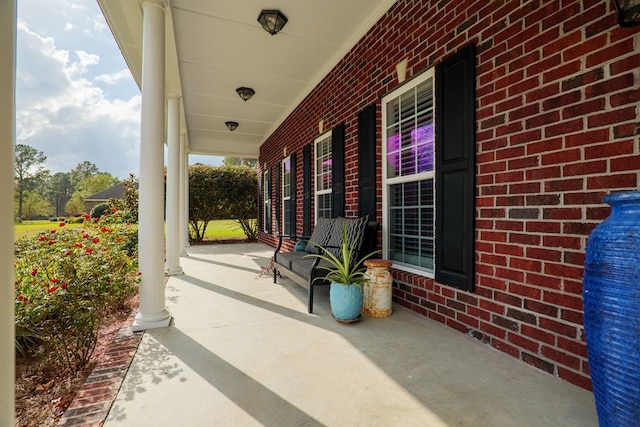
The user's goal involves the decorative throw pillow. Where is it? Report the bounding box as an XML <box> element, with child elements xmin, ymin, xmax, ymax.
<box><xmin>305</xmin><ymin>217</ymin><xmax>335</xmax><ymax>253</ymax></box>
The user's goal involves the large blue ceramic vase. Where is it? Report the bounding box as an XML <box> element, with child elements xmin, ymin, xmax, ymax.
<box><xmin>583</xmin><ymin>191</ymin><xmax>640</xmax><ymax>426</ymax></box>
<box><xmin>329</xmin><ymin>282</ymin><xmax>363</xmax><ymax>321</ymax></box>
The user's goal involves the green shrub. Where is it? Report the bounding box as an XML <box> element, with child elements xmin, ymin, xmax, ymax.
<box><xmin>90</xmin><ymin>202</ymin><xmax>110</xmax><ymax>219</ymax></box>
<box><xmin>107</xmin><ymin>174</ymin><xmax>139</xmax><ymax>224</ymax></box>
<box><xmin>14</xmin><ymin>216</ymin><xmax>139</xmax><ymax>370</ymax></box>
<box><xmin>15</xmin><ymin>324</ymin><xmax>41</xmax><ymax>358</ymax></box>
<box><xmin>89</xmin><ymin>208</ymin><xmax>138</xmax><ymax>257</ymax></box>
<box><xmin>67</xmin><ymin>217</ymin><xmax>85</xmax><ymax>224</ymax></box>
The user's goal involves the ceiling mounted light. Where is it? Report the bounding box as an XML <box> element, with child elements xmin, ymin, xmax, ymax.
<box><xmin>257</xmin><ymin>9</ymin><xmax>288</xmax><ymax>35</ymax></box>
<box><xmin>236</xmin><ymin>87</ymin><xmax>255</xmax><ymax>102</ymax></box>
<box><xmin>614</xmin><ymin>0</ymin><xmax>640</xmax><ymax>26</ymax></box>
<box><xmin>225</xmin><ymin>121</ymin><xmax>239</xmax><ymax>131</ymax></box>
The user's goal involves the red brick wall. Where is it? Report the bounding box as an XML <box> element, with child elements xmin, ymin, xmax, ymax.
<box><xmin>258</xmin><ymin>0</ymin><xmax>640</xmax><ymax>390</ymax></box>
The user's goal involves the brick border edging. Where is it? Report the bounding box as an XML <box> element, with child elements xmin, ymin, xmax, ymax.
<box><xmin>57</xmin><ymin>311</ymin><xmax>143</xmax><ymax>427</ymax></box>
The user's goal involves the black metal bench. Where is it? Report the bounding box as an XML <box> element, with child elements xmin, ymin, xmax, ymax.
<box><xmin>273</xmin><ymin>216</ymin><xmax>378</xmax><ymax>313</ymax></box>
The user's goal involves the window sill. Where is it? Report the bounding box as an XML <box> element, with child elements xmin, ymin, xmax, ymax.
<box><xmin>387</xmin><ymin>261</ymin><xmax>434</xmax><ymax>279</ymax></box>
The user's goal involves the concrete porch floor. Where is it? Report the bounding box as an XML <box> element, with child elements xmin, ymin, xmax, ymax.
<box><xmin>104</xmin><ymin>243</ymin><xmax>597</xmax><ymax>427</ymax></box>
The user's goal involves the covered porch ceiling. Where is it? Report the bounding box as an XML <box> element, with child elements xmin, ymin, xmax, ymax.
<box><xmin>98</xmin><ymin>0</ymin><xmax>397</xmax><ymax>158</ymax></box>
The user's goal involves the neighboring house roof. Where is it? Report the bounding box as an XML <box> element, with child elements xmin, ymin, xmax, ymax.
<box><xmin>84</xmin><ymin>182</ymin><xmax>138</xmax><ymax>202</ymax></box>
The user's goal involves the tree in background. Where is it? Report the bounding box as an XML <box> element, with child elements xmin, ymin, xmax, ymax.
<box><xmin>12</xmin><ymin>154</ymin><xmax>135</xmax><ymax>219</ymax></box>
<box><xmin>46</xmin><ymin>172</ymin><xmax>73</xmax><ymax>217</ymax></box>
<box><xmin>188</xmin><ymin>164</ymin><xmax>258</xmax><ymax>242</ymax></box>
<box><xmin>70</xmin><ymin>161</ymin><xmax>99</xmax><ymax>187</ymax></box>
<box><xmin>63</xmin><ymin>161</ymin><xmax>103</xmax><ymax>215</ymax></box>
<box><xmin>14</xmin><ymin>144</ymin><xmax>47</xmax><ymax>220</ymax></box>
<box><xmin>223</xmin><ymin>156</ymin><xmax>257</xmax><ymax>169</ymax></box>
<box><xmin>65</xmin><ymin>173</ymin><xmax>120</xmax><ymax>215</ymax></box>
<box><xmin>19</xmin><ymin>191</ymin><xmax>54</xmax><ymax>220</ymax></box>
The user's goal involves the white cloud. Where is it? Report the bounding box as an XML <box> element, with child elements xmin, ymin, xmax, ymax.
<box><xmin>89</xmin><ymin>13</ymin><xmax>107</xmax><ymax>34</ymax></box>
<box><xmin>64</xmin><ymin>23</ymin><xmax>74</xmax><ymax>32</ymax></box>
<box><xmin>95</xmin><ymin>69</ymin><xmax>132</xmax><ymax>86</ymax></box>
<box><xmin>16</xmin><ymin>21</ymin><xmax>141</xmax><ymax>179</ymax></box>
<box><xmin>66</xmin><ymin>49</ymin><xmax>100</xmax><ymax>78</ymax></box>
<box><xmin>67</xmin><ymin>2</ymin><xmax>85</xmax><ymax>12</ymax></box>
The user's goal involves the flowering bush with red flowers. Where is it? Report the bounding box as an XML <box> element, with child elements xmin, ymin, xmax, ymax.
<box><xmin>14</xmin><ymin>213</ymin><xmax>139</xmax><ymax>370</ymax></box>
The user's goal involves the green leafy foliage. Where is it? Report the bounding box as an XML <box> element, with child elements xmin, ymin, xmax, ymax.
<box><xmin>90</xmin><ymin>202</ymin><xmax>110</xmax><ymax>218</ymax></box>
<box><xmin>70</xmin><ymin>161</ymin><xmax>100</xmax><ymax>187</ymax></box>
<box><xmin>233</xmin><ymin>218</ymin><xmax>259</xmax><ymax>241</ymax></box>
<box><xmin>107</xmin><ymin>173</ymin><xmax>139</xmax><ymax>224</ymax></box>
<box><xmin>46</xmin><ymin>172</ymin><xmax>73</xmax><ymax>217</ymax></box>
<box><xmin>215</xmin><ymin>166</ymin><xmax>258</xmax><ymax>241</ymax></box>
<box><xmin>14</xmin><ymin>144</ymin><xmax>47</xmax><ymax>220</ymax></box>
<box><xmin>306</xmin><ymin>226</ymin><xmax>379</xmax><ymax>288</ymax></box>
<box><xmin>65</xmin><ymin>172</ymin><xmax>120</xmax><ymax>216</ymax></box>
<box><xmin>18</xmin><ymin>191</ymin><xmax>54</xmax><ymax>220</ymax></box>
<box><xmin>189</xmin><ymin>165</ymin><xmax>222</xmax><ymax>242</ymax></box>
<box><xmin>188</xmin><ymin>165</ymin><xmax>258</xmax><ymax>242</ymax></box>
<box><xmin>15</xmin><ymin>324</ymin><xmax>41</xmax><ymax>358</ymax></box>
<box><xmin>222</xmin><ymin>156</ymin><xmax>257</xmax><ymax>168</ymax></box>
<box><xmin>14</xmin><ymin>213</ymin><xmax>139</xmax><ymax>370</ymax></box>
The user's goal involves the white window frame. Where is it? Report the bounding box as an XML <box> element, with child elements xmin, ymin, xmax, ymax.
<box><xmin>281</xmin><ymin>156</ymin><xmax>292</xmax><ymax>235</ymax></box>
<box><xmin>314</xmin><ymin>130</ymin><xmax>332</xmax><ymax>222</ymax></box>
<box><xmin>382</xmin><ymin>68</ymin><xmax>436</xmax><ymax>277</ymax></box>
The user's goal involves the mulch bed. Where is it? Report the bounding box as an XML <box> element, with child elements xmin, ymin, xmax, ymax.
<box><xmin>14</xmin><ymin>295</ymin><xmax>138</xmax><ymax>427</ymax></box>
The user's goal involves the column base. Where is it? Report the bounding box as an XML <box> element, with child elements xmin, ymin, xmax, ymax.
<box><xmin>132</xmin><ymin>309</ymin><xmax>172</xmax><ymax>332</ymax></box>
<box><xmin>179</xmin><ymin>250</ymin><xmax>189</xmax><ymax>257</ymax></box>
<box><xmin>165</xmin><ymin>266</ymin><xmax>184</xmax><ymax>276</ymax></box>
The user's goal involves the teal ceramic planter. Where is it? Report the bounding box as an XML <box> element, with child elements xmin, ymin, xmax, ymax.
<box><xmin>329</xmin><ymin>282</ymin><xmax>363</xmax><ymax>321</ymax></box>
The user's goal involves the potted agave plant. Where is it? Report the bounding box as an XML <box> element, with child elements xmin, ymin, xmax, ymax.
<box><xmin>307</xmin><ymin>226</ymin><xmax>379</xmax><ymax>322</ymax></box>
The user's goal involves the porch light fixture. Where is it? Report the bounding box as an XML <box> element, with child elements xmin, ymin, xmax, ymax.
<box><xmin>257</xmin><ymin>9</ymin><xmax>288</xmax><ymax>35</ymax></box>
<box><xmin>613</xmin><ymin>0</ymin><xmax>640</xmax><ymax>26</ymax></box>
<box><xmin>225</xmin><ymin>121</ymin><xmax>239</xmax><ymax>131</ymax></box>
<box><xmin>236</xmin><ymin>87</ymin><xmax>255</xmax><ymax>102</ymax></box>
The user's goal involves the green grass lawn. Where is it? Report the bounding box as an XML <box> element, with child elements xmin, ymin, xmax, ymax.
<box><xmin>14</xmin><ymin>220</ymin><xmax>83</xmax><ymax>238</ymax></box>
<box><xmin>15</xmin><ymin>219</ymin><xmax>249</xmax><ymax>240</ymax></box>
<box><xmin>196</xmin><ymin>219</ymin><xmax>247</xmax><ymax>240</ymax></box>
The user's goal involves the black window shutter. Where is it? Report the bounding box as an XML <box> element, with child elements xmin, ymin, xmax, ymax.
<box><xmin>303</xmin><ymin>144</ymin><xmax>312</xmax><ymax>236</ymax></box>
<box><xmin>435</xmin><ymin>43</ymin><xmax>476</xmax><ymax>292</ymax></box>
<box><xmin>358</xmin><ymin>104</ymin><xmax>377</xmax><ymax>221</ymax></box>
<box><xmin>266</xmin><ymin>169</ymin><xmax>272</xmax><ymax>234</ymax></box>
<box><xmin>275</xmin><ymin>163</ymin><xmax>281</xmax><ymax>234</ymax></box>
<box><xmin>258</xmin><ymin>170</ymin><xmax>263</xmax><ymax>232</ymax></box>
<box><xmin>332</xmin><ymin>124</ymin><xmax>345</xmax><ymax>218</ymax></box>
<box><xmin>290</xmin><ymin>151</ymin><xmax>297</xmax><ymax>238</ymax></box>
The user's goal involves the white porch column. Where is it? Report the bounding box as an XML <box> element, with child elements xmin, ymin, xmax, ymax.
<box><xmin>134</xmin><ymin>0</ymin><xmax>171</xmax><ymax>331</ymax></box>
<box><xmin>184</xmin><ymin>148</ymin><xmax>191</xmax><ymax>249</ymax></box>
<box><xmin>0</xmin><ymin>2</ymin><xmax>16</xmax><ymax>424</ymax></box>
<box><xmin>179</xmin><ymin>134</ymin><xmax>188</xmax><ymax>256</ymax></box>
<box><xmin>165</xmin><ymin>97</ymin><xmax>183</xmax><ymax>275</ymax></box>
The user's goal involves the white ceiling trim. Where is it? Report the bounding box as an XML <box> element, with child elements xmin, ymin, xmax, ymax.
<box><xmin>98</xmin><ymin>0</ymin><xmax>399</xmax><ymax>158</ymax></box>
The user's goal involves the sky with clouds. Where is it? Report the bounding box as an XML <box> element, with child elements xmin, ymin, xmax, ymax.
<box><xmin>16</xmin><ymin>0</ymin><xmax>220</xmax><ymax>180</ymax></box>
